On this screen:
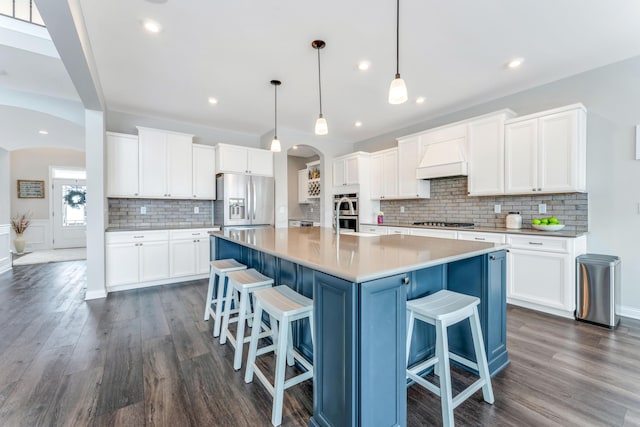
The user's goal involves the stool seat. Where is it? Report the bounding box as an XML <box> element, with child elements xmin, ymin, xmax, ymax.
<box><xmin>220</xmin><ymin>268</ymin><xmax>274</xmax><ymax>371</ymax></box>
<box><xmin>245</xmin><ymin>286</ymin><xmax>314</xmax><ymax>426</ymax></box>
<box><xmin>204</xmin><ymin>258</ymin><xmax>246</xmax><ymax>339</ymax></box>
<box><xmin>407</xmin><ymin>290</ymin><xmax>493</xmax><ymax>427</ymax></box>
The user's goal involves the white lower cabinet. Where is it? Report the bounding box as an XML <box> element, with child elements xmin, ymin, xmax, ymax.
<box><xmin>360</xmin><ymin>225</ymin><xmax>388</xmax><ymax>235</ymax></box>
<box><xmin>169</xmin><ymin>229</ymin><xmax>211</xmax><ymax>278</ymax></box>
<box><xmin>457</xmin><ymin>231</ymin><xmax>506</xmax><ymax>244</ymax></box>
<box><xmin>386</xmin><ymin>226</ymin><xmax>410</xmax><ymax>235</ymax></box>
<box><xmin>140</xmin><ymin>240</ymin><xmax>170</xmax><ymax>282</ymax></box>
<box><xmin>506</xmin><ymin>234</ymin><xmax>586</xmax><ymax>319</ymax></box>
<box><xmin>411</xmin><ymin>228</ymin><xmax>458</xmax><ymax>239</ymax></box>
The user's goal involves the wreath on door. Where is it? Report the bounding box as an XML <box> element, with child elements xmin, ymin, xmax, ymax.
<box><xmin>64</xmin><ymin>189</ymin><xmax>86</xmax><ymax>209</ymax></box>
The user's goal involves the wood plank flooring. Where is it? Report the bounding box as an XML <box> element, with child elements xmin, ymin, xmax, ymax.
<box><xmin>1</xmin><ymin>261</ymin><xmax>639</xmax><ymax>426</ymax></box>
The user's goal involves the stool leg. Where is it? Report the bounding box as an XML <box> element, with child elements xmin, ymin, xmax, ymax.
<box><xmin>434</xmin><ymin>324</ymin><xmax>442</xmax><ymax>378</ymax></box>
<box><xmin>309</xmin><ymin>311</ymin><xmax>315</xmax><ymax>351</ymax></box>
<box><xmin>405</xmin><ymin>310</ymin><xmax>415</xmax><ymax>367</ymax></box>
<box><xmin>287</xmin><ymin>323</ymin><xmax>294</xmax><ymax>366</ymax></box>
<box><xmin>220</xmin><ymin>281</ymin><xmax>235</xmax><ymax>345</ymax></box>
<box><xmin>436</xmin><ymin>320</ymin><xmax>454</xmax><ymax>427</ymax></box>
<box><xmin>204</xmin><ymin>269</ymin><xmax>216</xmax><ymax>321</ymax></box>
<box><xmin>244</xmin><ymin>300</ymin><xmax>264</xmax><ymax>383</ymax></box>
<box><xmin>233</xmin><ymin>289</ymin><xmax>249</xmax><ymax>371</ymax></box>
<box><xmin>270</xmin><ymin>314</ymin><xmax>279</xmax><ymax>349</ymax></box>
<box><xmin>213</xmin><ymin>273</ymin><xmax>226</xmax><ymax>337</ymax></box>
<box><xmin>272</xmin><ymin>315</ymin><xmax>290</xmax><ymax>426</ymax></box>
<box><xmin>470</xmin><ymin>306</ymin><xmax>494</xmax><ymax>404</ymax></box>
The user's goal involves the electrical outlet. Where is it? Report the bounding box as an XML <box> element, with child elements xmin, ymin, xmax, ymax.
<box><xmin>194</xmin><ymin>206</ymin><xmax>199</xmax><ymax>214</ymax></box>
<box><xmin>538</xmin><ymin>203</ymin><xmax>547</xmax><ymax>214</ymax></box>
<box><xmin>140</xmin><ymin>206</ymin><xmax>146</xmax><ymax>215</ymax></box>
<box><xmin>400</xmin><ymin>206</ymin><xmax>405</xmax><ymax>213</ymax></box>
<box><xmin>494</xmin><ymin>204</ymin><xmax>501</xmax><ymax>214</ymax></box>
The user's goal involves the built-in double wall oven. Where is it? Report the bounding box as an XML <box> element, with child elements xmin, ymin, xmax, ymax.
<box><xmin>333</xmin><ymin>193</ymin><xmax>359</xmax><ymax>232</ymax></box>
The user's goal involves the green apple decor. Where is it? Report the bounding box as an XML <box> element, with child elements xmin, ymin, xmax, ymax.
<box><xmin>531</xmin><ymin>216</ymin><xmax>565</xmax><ymax>231</ymax></box>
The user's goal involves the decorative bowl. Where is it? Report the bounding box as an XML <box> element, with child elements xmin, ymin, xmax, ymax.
<box><xmin>532</xmin><ymin>224</ymin><xmax>566</xmax><ymax>231</ymax></box>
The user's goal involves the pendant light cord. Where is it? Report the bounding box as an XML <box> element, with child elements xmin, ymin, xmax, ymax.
<box><xmin>395</xmin><ymin>0</ymin><xmax>400</xmax><ymax>77</ymax></box>
<box><xmin>274</xmin><ymin>84</ymin><xmax>278</xmax><ymax>137</ymax></box>
<box><xmin>317</xmin><ymin>47</ymin><xmax>323</xmax><ymax>115</ymax></box>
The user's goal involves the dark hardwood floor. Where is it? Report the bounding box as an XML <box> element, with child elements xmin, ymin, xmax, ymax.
<box><xmin>1</xmin><ymin>261</ymin><xmax>639</xmax><ymax>426</ymax></box>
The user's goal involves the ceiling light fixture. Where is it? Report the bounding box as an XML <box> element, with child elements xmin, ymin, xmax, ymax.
<box><xmin>507</xmin><ymin>58</ymin><xmax>524</xmax><ymax>69</ymax></box>
<box><xmin>270</xmin><ymin>80</ymin><xmax>282</xmax><ymax>153</ymax></box>
<box><xmin>143</xmin><ymin>20</ymin><xmax>161</xmax><ymax>33</ymax></box>
<box><xmin>416</xmin><ymin>97</ymin><xmax>426</xmax><ymax>104</ymax></box>
<box><xmin>312</xmin><ymin>40</ymin><xmax>328</xmax><ymax>136</ymax></box>
<box><xmin>388</xmin><ymin>0</ymin><xmax>407</xmax><ymax>104</ymax></box>
<box><xmin>39</xmin><ymin>130</ymin><xmax>48</xmax><ymax>135</ymax></box>
<box><xmin>208</xmin><ymin>97</ymin><xmax>218</xmax><ymax>105</ymax></box>
<box><xmin>357</xmin><ymin>61</ymin><xmax>370</xmax><ymax>71</ymax></box>
<box><xmin>355</xmin><ymin>121</ymin><xmax>363</xmax><ymax>127</ymax></box>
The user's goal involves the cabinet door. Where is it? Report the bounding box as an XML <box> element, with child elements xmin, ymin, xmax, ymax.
<box><xmin>193</xmin><ymin>144</ymin><xmax>216</xmax><ymax>199</ymax></box>
<box><xmin>467</xmin><ymin>116</ymin><xmax>505</xmax><ymax>196</ymax></box>
<box><xmin>298</xmin><ymin>169</ymin><xmax>309</xmax><ymax>203</ymax></box>
<box><xmin>370</xmin><ymin>153</ymin><xmax>384</xmax><ymax>199</ymax></box>
<box><xmin>538</xmin><ymin>110</ymin><xmax>578</xmax><ymax>192</ymax></box>
<box><xmin>333</xmin><ymin>159</ymin><xmax>345</xmax><ymax>187</ymax></box>
<box><xmin>197</xmin><ymin>238</ymin><xmax>211</xmax><ymax>274</ymax></box>
<box><xmin>505</xmin><ymin>119</ymin><xmax>538</xmax><ymax>194</ymax></box>
<box><xmin>217</xmin><ymin>145</ymin><xmax>247</xmax><ymax>173</ymax></box>
<box><xmin>381</xmin><ymin>150</ymin><xmax>398</xmax><ymax>198</ymax></box>
<box><xmin>139</xmin><ymin>129</ymin><xmax>168</xmax><ymax>197</ymax></box>
<box><xmin>169</xmin><ymin>239</ymin><xmax>197</xmax><ymax>278</ymax></box>
<box><xmin>507</xmin><ymin>249</ymin><xmax>573</xmax><ymax>311</ymax></box>
<box><xmin>107</xmin><ymin>133</ymin><xmax>139</xmax><ymax>197</ymax></box>
<box><xmin>247</xmin><ymin>148</ymin><xmax>274</xmax><ymax>176</ymax></box>
<box><xmin>397</xmin><ymin>137</ymin><xmax>423</xmax><ymax>198</ymax></box>
<box><xmin>166</xmin><ymin>133</ymin><xmax>193</xmax><ymax>198</ymax></box>
<box><xmin>106</xmin><ymin>243</ymin><xmax>139</xmax><ymax>286</ymax></box>
<box><xmin>140</xmin><ymin>241</ymin><xmax>170</xmax><ymax>282</ymax></box>
<box><xmin>345</xmin><ymin>156</ymin><xmax>359</xmax><ymax>185</ymax></box>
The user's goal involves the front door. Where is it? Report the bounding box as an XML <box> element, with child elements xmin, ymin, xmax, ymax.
<box><xmin>52</xmin><ymin>179</ymin><xmax>87</xmax><ymax>249</ymax></box>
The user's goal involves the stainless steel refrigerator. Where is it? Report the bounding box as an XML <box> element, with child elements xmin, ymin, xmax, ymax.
<box><xmin>213</xmin><ymin>173</ymin><xmax>275</xmax><ymax>227</ymax></box>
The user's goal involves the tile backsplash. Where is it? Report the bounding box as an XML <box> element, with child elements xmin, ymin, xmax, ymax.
<box><xmin>108</xmin><ymin>198</ymin><xmax>214</xmax><ymax>229</ymax></box>
<box><xmin>380</xmin><ymin>177</ymin><xmax>588</xmax><ymax>231</ymax></box>
<box><xmin>299</xmin><ymin>198</ymin><xmax>321</xmax><ymax>222</ymax></box>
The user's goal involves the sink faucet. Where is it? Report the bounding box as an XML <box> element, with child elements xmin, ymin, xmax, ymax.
<box><xmin>334</xmin><ymin>196</ymin><xmax>355</xmax><ymax>235</ymax></box>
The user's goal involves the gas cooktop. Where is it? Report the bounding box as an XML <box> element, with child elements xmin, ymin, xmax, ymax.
<box><xmin>412</xmin><ymin>221</ymin><xmax>475</xmax><ymax>228</ymax></box>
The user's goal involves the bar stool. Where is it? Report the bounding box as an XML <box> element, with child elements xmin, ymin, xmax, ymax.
<box><xmin>220</xmin><ymin>268</ymin><xmax>274</xmax><ymax>371</ymax></box>
<box><xmin>244</xmin><ymin>285</ymin><xmax>314</xmax><ymax>427</ymax></box>
<box><xmin>406</xmin><ymin>290</ymin><xmax>494</xmax><ymax>427</ymax></box>
<box><xmin>203</xmin><ymin>259</ymin><xmax>247</xmax><ymax>338</ymax></box>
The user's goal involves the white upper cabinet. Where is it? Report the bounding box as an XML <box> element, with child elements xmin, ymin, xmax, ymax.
<box><xmin>192</xmin><ymin>144</ymin><xmax>216</xmax><ymax>199</ymax></box>
<box><xmin>107</xmin><ymin>132</ymin><xmax>139</xmax><ymax>197</ymax></box>
<box><xmin>298</xmin><ymin>169</ymin><xmax>309</xmax><ymax>203</ymax></box>
<box><xmin>370</xmin><ymin>148</ymin><xmax>398</xmax><ymax>199</ymax></box>
<box><xmin>333</xmin><ymin>153</ymin><xmax>363</xmax><ymax>187</ymax></box>
<box><xmin>467</xmin><ymin>111</ymin><xmax>515</xmax><ymax>196</ymax></box>
<box><xmin>215</xmin><ymin>143</ymin><xmax>274</xmax><ymax>176</ymax></box>
<box><xmin>397</xmin><ymin>136</ymin><xmax>430</xmax><ymax>199</ymax></box>
<box><xmin>505</xmin><ymin>104</ymin><xmax>586</xmax><ymax>194</ymax></box>
<box><xmin>138</xmin><ymin>127</ymin><xmax>194</xmax><ymax>198</ymax></box>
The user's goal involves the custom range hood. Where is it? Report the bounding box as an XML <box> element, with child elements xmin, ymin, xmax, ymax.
<box><xmin>415</xmin><ymin>138</ymin><xmax>468</xmax><ymax>179</ymax></box>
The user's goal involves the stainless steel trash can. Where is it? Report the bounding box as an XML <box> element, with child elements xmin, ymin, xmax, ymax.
<box><xmin>576</xmin><ymin>254</ymin><xmax>620</xmax><ymax>328</ymax></box>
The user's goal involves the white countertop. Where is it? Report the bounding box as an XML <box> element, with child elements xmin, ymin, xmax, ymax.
<box><xmin>361</xmin><ymin>222</ymin><xmax>587</xmax><ymax>238</ymax></box>
<box><xmin>211</xmin><ymin>227</ymin><xmax>507</xmax><ymax>283</ymax></box>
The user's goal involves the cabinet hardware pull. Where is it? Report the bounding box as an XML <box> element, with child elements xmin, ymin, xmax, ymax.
<box><xmin>538</xmin><ymin>188</ymin><xmax>542</xmax><ymax>191</ymax></box>
<box><xmin>192</xmin><ymin>233</ymin><xmax>199</xmax><ymax>235</ymax></box>
<box><xmin>402</xmin><ymin>277</ymin><xmax>410</xmax><ymax>285</ymax></box>
<box><xmin>490</xmin><ymin>255</ymin><xmax>495</xmax><ymax>260</ymax></box>
<box><xmin>528</xmin><ymin>242</ymin><xmax>543</xmax><ymax>245</ymax></box>
<box><xmin>474</xmin><ymin>237</ymin><xmax>486</xmax><ymax>241</ymax></box>
<box><xmin>133</xmin><ymin>236</ymin><xmax>144</xmax><ymax>238</ymax></box>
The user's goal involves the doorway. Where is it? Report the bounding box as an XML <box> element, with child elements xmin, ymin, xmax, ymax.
<box><xmin>51</xmin><ymin>168</ymin><xmax>87</xmax><ymax>249</ymax></box>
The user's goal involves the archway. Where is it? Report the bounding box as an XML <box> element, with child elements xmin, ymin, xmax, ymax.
<box><xmin>286</xmin><ymin>144</ymin><xmax>323</xmax><ymax>227</ymax></box>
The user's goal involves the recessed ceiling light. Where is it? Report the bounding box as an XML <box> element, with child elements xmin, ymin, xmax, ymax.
<box><xmin>143</xmin><ymin>20</ymin><xmax>161</xmax><ymax>33</ymax></box>
<box><xmin>507</xmin><ymin>58</ymin><xmax>524</xmax><ymax>69</ymax></box>
<box><xmin>39</xmin><ymin>130</ymin><xmax>48</xmax><ymax>135</ymax></box>
<box><xmin>355</xmin><ymin>121</ymin><xmax>363</xmax><ymax>127</ymax></box>
<box><xmin>416</xmin><ymin>97</ymin><xmax>426</xmax><ymax>104</ymax></box>
<box><xmin>208</xmin><ymin>97</ymin><xmax>218</xmax><ymax>105</ymax></box>
<box><xmin>0</xmin><ymin>69</ymin><xmax>7</xmax><ymax>76</ymax></box>
<box><xmin>357</xmin><ymin>61</ymin><xmax>370</xmax><ymax>71</ymax></box>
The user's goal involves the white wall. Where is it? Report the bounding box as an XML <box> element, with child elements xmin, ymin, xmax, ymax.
<box><xmin>355</xmin><ymin>55</ymin><xmax>640</xmax><ymax>318</ymax></box>
<box><xmin>0</xmin><ymin>148</ymin><xmax>9</xmax><ymax>223</ymax></box>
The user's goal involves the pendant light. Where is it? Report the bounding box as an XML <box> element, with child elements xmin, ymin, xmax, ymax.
<box><xmin>270</xmin><ymin>80</ymin><xmax>282</xmax><ymax>152</ymax></box>
<box><xmin>312</xmin><ymin>40</ymin><xmax>328</xmax><ymax>135</ymax></box>
<box><xmin>388</xmin><ymin>0</ymin><xmax>408</xmax><ymax>104</ymax></box>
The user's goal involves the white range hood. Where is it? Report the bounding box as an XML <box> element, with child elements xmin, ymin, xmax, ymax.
<box><xmin>415</xmin><ymin>138</ymin><xmax>468</xmax><ymax>180</ymax></box>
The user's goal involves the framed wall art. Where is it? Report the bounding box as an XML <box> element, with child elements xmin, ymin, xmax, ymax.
<box><xmin>17</xmin><ymin>180</ymin><xmax>45</xmax><ymax>199</ymax></box>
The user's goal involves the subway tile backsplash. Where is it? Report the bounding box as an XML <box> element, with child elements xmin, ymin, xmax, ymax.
<box><xmin>380</xmin><ymin>177</ymin><xmax>588</xmax><ymax>232</ymax></box>
<box><xmin>299</xmin><ymin>198</ymin><xmax>321</xmax><ymax>222</ymax></box>
<box><xmin>108</xmin><ymin>198</ymin><xmax>214</xmax><ymax>229</ymax></box>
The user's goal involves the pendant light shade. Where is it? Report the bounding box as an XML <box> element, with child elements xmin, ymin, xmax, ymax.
<box><xmin>270</xmin><ymin>80</ymin><xmax>282</xmax><ymax>152</ymax></box>
<box><xmin>389</xmin><ymin>0</ymin><xmax>408</xmax><ymax>104</ymax></box>
<box><xmin>312</xmin><ymin>40</ymin><xmax>328</xmax><ymax>135</ymax></box>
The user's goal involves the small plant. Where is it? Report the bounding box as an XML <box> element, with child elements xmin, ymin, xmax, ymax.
<box><xmin>10</xmin><ymin>211</ymin><xmax>32</xmax><ymax>234</ymax></box>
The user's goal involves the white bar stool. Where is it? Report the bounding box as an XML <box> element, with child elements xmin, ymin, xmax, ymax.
<box><xmin>244</xmin><ymin>285</ymin><xmax>314</xmax><ymax>427</ymax></box>
<box><xmin>203</xmin><ymin>259</ymin><xmax>246</xmax><ymax>338</ymax></box>
<box><xmin>220</xmin><ymin>268</ymin><xmax>274</xmax><ymax>371</ymax></box>
<box><xmin>406</xmin><ymin>290</ymin><xmax>494</xmax><ymax>427</ymax></box>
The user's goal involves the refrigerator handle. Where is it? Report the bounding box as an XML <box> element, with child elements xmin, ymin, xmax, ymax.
<box><xmin>253</xmin><ymin>179</ymin><xmax>257</xmax><ymax>220</ymax></box>
<box><xmin>246</xmin><ymin>179</ymin><xmax>251</xmax><ymax>221</ymax></box>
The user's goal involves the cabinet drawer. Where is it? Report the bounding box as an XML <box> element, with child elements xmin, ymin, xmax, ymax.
<box><xmin>106</xmin><ymin>230</ymin><xmax>169</xmax><ymax>244</ymax></box>
<box><xmin>410</xmin><ymin>228</ymin><xmax>458</xmax><ymax>239</ymax></box>
<box><xmin>360</xmin><ymin>225</ymin><xmax>388</xmax><ymax>235</ymax></box>
<box><xmin>170</xmin><ymin>229</ymin><xmax>214</xmax><ymax>240</ymax></box>
<box><xmin>507</xmin><ymin>235</ymin><xmax>568</xmax><ymax>253</ymax></box>
<box><xmin>386</xmin><ymin>226</ymin><xmax>410</xmax><ymax>235</ymax></box>
<box><xmin>458</xmin><ymin>231</ymin><xmax>506</xmax><ymax>244</ymax></box>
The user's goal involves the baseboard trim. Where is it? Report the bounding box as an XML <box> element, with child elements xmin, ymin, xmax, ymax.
<box><xmin>85</xmin><ymin>288</ymin><xmax>108</xmax><ymax>300</ymax></box>
<box><xmin>107</xmin><ymin>273</ymin><xmax>208</xmax><ymax>293</ymax></box>
<box><xmin>507</xmin><ymin>297</ymin><xmax>574</xmax><ymax>319</ymax></box>
<box><xmin>619</xmin><ymin>306</ymin><xmax>640</xmax><ymax>320</ymax></box>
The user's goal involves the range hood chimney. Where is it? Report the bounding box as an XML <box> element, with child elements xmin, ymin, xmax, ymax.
<box><xmin>415</xmin><ymin>138</ymin><xmax>468</xmax><ymax>180</ymax></box>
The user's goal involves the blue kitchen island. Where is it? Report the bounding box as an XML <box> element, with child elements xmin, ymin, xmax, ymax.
<box><xmin>210</xmin><ymin>227</ymin><xmax>508</xmax><ymax>427</ymax></box>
